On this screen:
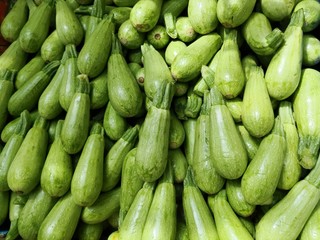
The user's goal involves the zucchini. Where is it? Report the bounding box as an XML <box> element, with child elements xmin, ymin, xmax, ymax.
<box><xmin>74</xmin><ymin>221</ymin><xmax>104</xmax><ymax>240</ymax></box>
<box><xmin>8</xmin><ymin>60</ymin><xmax>60</xmax><ymax>117</ymax></box>
<box><xmin>55</xmin><ymin>0</ymin><xmax>84</xmax><ymax>46</ymax></box>
<box><xmin>241</xmin><ymin>117</ymin><xmax>286</xmax><ymax>205</ymax></box>
<box><xmin>168</xmin><ymin>148</ymin><xmax>188</xmax><ymax>184</ymax></box>
<box><xmin>0</xmin><ymin>111</ymin><xmax>31</xmax><ymax>191</ymax></box>
<box><xmin>146</xmin><ymin>24</ymin><xmax>170</xmax><ymax>49</ymax></box>
<box><xmin>300</xmin><ymin>201</ymin><xmax>320</xmax><ymax>239</ymax></box>
<box><xmin>19</xmin><ymin>0</ymin><xmax>55</xmax><ymax>53</ymax></box>
<box><xmin>109</xmin><ymin>7</ymin><xmax>132</xmax><ymax>28</ymax></box>
<box><xmin>225</xmin><ymin>97</ymin><xmax>242</xmax><ymax>123</ymax></box>
<box><xmin>0</xmin><ymin>191</ymin><xmax>9</xmax><ymax>226</ymax></box>
<box><xmin>107</xmin><ymin>34</ymin><xmax>144</xmax><ymax>117</ymax></box>
<box><xmin>81</xmin><ymin>187</ymin><xmax>121</xmax><ymax>224</ymax></box>
<box><xmin>182</xmin><ymin>118</ymin><xmax>197</xmax><ymax>166</ymax></box>
<box><xmin>265</xmin><ymin>9</ymin><xmax>304</xmax><ymax>100</ymax></box>
<box><xmin>169</xmin><ymin>111</ymin><xmax>185</xmax><ymax>149</ymax></box>
<box><xmin>237</xmin><ymin>124</ymin><xmax>261</xmax><ymax>160</ymax></box>
<box><xmin>102</xmin><ymin>125</ymin><xmax>139</xmax><ymax>192</ymax></box>
<box><xmin>183</xmin><ymin>168</ymin><xmax>219</xmax><ymax>240</ymax></box>
<box><xmin>294</xmin><ymin>0</ymin><xmax>320</xmax><ymax>32</ymax></box>
<box><xmin>37</xmin><ymin>192</ymin><xmax>82</xmax><ymax>240</ymax></box>
<box><xmin>261</xmin><ymin>0</ymin><xmax>296</xmax><ymax>21</ymax></box>
<box><xmin>208</xmin><ymin>189</ymin><xmax>254</xmax><ymax>240</ymax></box>
<box><xmin>40</xmin><ymin>30</ymin><xmax>65</xmax><ymax>62</ymax></box>
<box><xmin>135</xmin><ymin>82</ymin><xmax>173</xmax><ymax>182</ymax></box>
<box><xmin>90</xmin><ymin>69</ymin><xmax>109</xmax><ymax>110</ymax></box>
<box><xmin>164</xmin><ymin>40</ymin><xmax>187</xmax><ymax>66</ymax></box>
<box><xmin>175</xmin><ymin>16</ymin><xmax>198</xmax><ymax>43</ymax></box>
<box><xmin>60</xmin><ymin>74</ymin><xmax>90</xmax><ymax>154</ymax></box>
<box><xmin>113</xmin><ymin>0</ymin><xmax>138</xmax><ymax>7</ymax></box>
<box><xmin>71</xmin><ymin>122</ymin><xmax>105</xmax><ymax>206</ymax></box>
<box><xmin>293</xmin><ymin>68</ymin><xmax>320</xmax><ymax>169</ymax></box>
<box><xmin>0</xmin><ymin>0</ymin><xmax>28</xmax><ymax>42</ymax></box>
<box><xmin>192</xmin><ymin>91</ymin><xmax>225</xmax><ymax>194</ymax></box>
<box><xmin>117</xmin><ymin>19</ymin><xmax>146</xmax><ymax>50</ymax></box>
<box><xmin>40</xmin><ymin>120</ymin><xmax>73</xmax><ymax>197</ymax></box>
<box><xmin>302</xmin><ymin>34</ymin><xmax>320</xmax><ymax>67</ymax></box>
<box><xmin>7</xmin><ymin>116</ymin><xmax>49</xmax><ymax>195</ymax></box>
<box><xmin>17</xmin><ymin>186</ymin><xmax>58</xmax><ymax>240</ymax></box>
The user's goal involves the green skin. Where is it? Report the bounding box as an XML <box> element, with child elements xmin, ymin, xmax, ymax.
<box><xmin>118</xmin><ymin>19</ymin><xmax>145</xmax><ymax>49</ymax></box>
<box><xmin>37</xmin><ymin>192</ymin><xmax>82</xmax><ymax>240</ymax></box>
<box><xmin>261</xmin><ymin>0</ymin><xmax>296</xmax><ymax>21</ymax></box>
<box><xmin>0</xmin><ymin>0</ymin><xmax>28</xmax><ymax>42</ymax></box>
<box><xmin>17</xmin><ymin>187</ymin><xmax>58</xmax><ymax>240</ymax></box>
<box><xmin>40</xmin><ymin>30</ymin><xmax>65</xmax><ymax>62</ymax></box>
<box><xmin>169</xmin><ymin>112</ymin><xmax>185</xmax><ymax>149</ymax></box>
<box><xmin>175</xmin><ymin>16</ymin><xmax>198</xmax><ymax>43</ymax></box>
<box><xmin>165</xmin><ymin>40</ymin><xmax>187</xmax><ymax>66</ymax></box>
<box><xmin>0</xmin><ymin>191</ymin><xmax>9</xmax><ymax>226</ymax></box>
<box><xmin>146</xmin><ymin>25</ymin><xmax>170</xmax><ymax>49</ymax></box>
<box><xmin>237</xmin><ymin>124</ymin><xmax>260</xmax><ymax>160</ymax></box>
<box><xmin>75</xmin><ymin>222</ymin><xmax>104</xmax><ymax>240</ymax></box>
<box><xmin>81</xmin><ymin>187</ymin><xmax>120</xmax><ymax>224</ymax></box>
<box><xmin>302</xmin><ymin>34</ymin><xmax>320</xmax><ymax>67</ymax></box>
<box><xmin>225</xmin><ymin>97</ymin><xmax>243</xmax><ymax>123</ymax></box>
<box><xmin>300</xmin><ymin>201</ymin><xmax>320</xmax><ymax>239</ymax></box>
<box><xmin>0</xmin><ymin>78</ymin><xmax>14</xmax><ymax>131</ymax></box>
<box><xmin>90</xmin><ymin>69</ymin><xmax>109</xmax><ymax>109</ymax></box>
<box><xmin>168</xmin><ymin>148</ymin><xmax>188</xmax><ymax>183</ymax></box>
<box><xmin>113</xmin><ymin>0</ymin><xmax>139</xmax><ymax>7</ymax></box>
<box><xmin>294</xmin><ymin>0</ymin><xmax>320</xmax><ymax>32</ymax></box>
<box><xmin>182</xmin><ymin>119</ymin><xmax>197</xmax><ymax>166</ymax></box>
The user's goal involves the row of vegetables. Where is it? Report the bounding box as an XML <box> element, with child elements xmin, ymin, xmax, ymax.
<box><xmin>0</xmin><ymin>0</ymin><xmax>320</xmax><ymax>239</ymax></box>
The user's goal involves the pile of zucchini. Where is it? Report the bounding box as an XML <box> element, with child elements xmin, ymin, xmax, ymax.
<box><xmin>0</xmin><ymin>0</ymin><xmax>320</xmax><ymax>239</ymax></box>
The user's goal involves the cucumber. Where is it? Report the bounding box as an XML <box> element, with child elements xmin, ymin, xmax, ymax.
<box><xmin>188</xmin><ymin>0</ymin><xmax>218</xmax><ymax>34</ymax></box>
<box><xmin>168</xmin><ymin>148</ymin><xmax>188</xmax><ymax>184</ymax></box>
<box><xmin>265</xmin><ymin>9</ymin><xmax>304</xmax><ymax>100</ymax></box>
<box><xmin>141</xmin><ymin>163</ymin><xmax>177</xmax><ymax>240</ymax></box>
<box><xmin>15</xmin><ymin>54</ymin><xmax>45</xmax><ymax>89</ymax></box>
<box><xmin>0</xmin><ymin>0</ymin><xmax>28</xmax><ymax>42</ymax></box>
<box><xmin>102</xmin><ymin>125</ymin><xmax>139</xmax><ymax>192</ymax></box>
<box><xmin>119</xmin><ymin>148</ymin><xmax>144</xmax><ymax>227</ymax></box>
<box><xmin>0</xmin><ymin>111</ymin><xmax>31</xmax><ymax>191</ymax></box>
<box><xmin>183</xmin><ymin>168</ymin><xmax>219</xmax><ymax>240</ymax></box>
<box><xmin>0</xmin><ymin>191</ymin><xmax>9</xmax><ymax>225</ymax></box>
<box><xmin>129</xmin><ymin>0</ymin><xmax>163</xmax><ymax>32</ymax></box>
<box><xmin>17</xmin><ymin>186</ymin><xmax>58</xmax><ymax>240</ymax></box>
<box><xmin>241</xmin><ymin>117</ymin><xmax>286</xmax><ymax>205</ymax></box>
<box><xmin>40</xmin><ymin>30</ymin><xmax>65</xmax><ymax>62</ymax></box>
<box><xmin>241</xmin><ymin>66</ymin><xmax>275</xmax><ymax>138</ymax></box>
<box><xmin>192</xmin><ymin>91</ymin><xmax>225</xmax><ymax>194</ymax></box>
<box><xmin>107</xmin><ymin>34</ymin><xmax>144</xmax><ymax>117</ymax></box>
<box><xmin>19</xmin><ymin>0</ymin><xmax>55</xmax><ymax>53</ymax></box>
<box><xmin>118</xmin><ymin>182</ymin><xmax>156</xmax><ymax>240</ymax></box>
<box><xmin>8</xmin><ymin>60</ymin><xmax>60</xmax><ymax>117</ymax></box>
<box><xmin>241</xmin><ymin>12</ymin><xmax>284</xmax><ymax>56</ymax></box>
<box><xmin>60</xmin><ymin>74</ymin><xmax>90</xmax><ymax>154</ymax></box>
<box><xmin>294</xmin><ymin>0</ymin><xmax>320</xmax><ymax>32</ymax></box>
<box><xmin>37</xmin><ymin>192</ymin><xmax>82</xmax><ymax>240</ymax></box>
<box><xmin>81</xmin><ymin>187</ymin><xmax>121</xmax><ymax>224</ymax></box>
<box><xmin>171</xmin><ymin>33</ymin><xmax>222</xmax><ymax>82</ymax></box>
<box><xmin>0</xmin><ymin>70</ymin><xmax>16</xmax><ymax>131</ymax></box>
<box><xmin>40</xmin><ymin>120</ymin><xmax>73</xmax><ymax>197</ymax></box>
<box><xmin>90</xmin><ymin>69</ymin><xmax>109</xmax><ymax>109</ymax></box>
<box><xmin>135</xmin><ymin>82</ymin><xmax>173</xmax><ymax>182</ymax></box>
<box><xmin>208</xmin><ymin>189</ymin><xmax>254</xmax><ymax>240</ymax></box>
<box><xmin>77</xmin><ymin>14</ymin><xmax>115</xmax><ymax>78</ymax></box>
<box><xmin>214</xmin><ymin>28</ymin><xmax>245</xmax><ymax>99</ymax></box>
<box><xmin>55</xmin><ymin>0</ymin><xmax>84</xmax><ymax>46</ymax></box>
<box><xmin>293</xmin><ymin>68</ymin><xmax>320</xmax><ymax>169</ymax></box>
<box><xmin>7</xmin><ymin>116</ymin><xmax>49</xmax><ymax>195</ymax></box>
<box><xmin>141</xmin><ymin>42</ymin><xmax>174</xmax><ymax>100</ymax></box>
<box><xmin>277</xmin><ymin>101</ymin><xmax>301</xmax><ymax>190</ymax></box>
<box><xmin>302</xmin><ymin>34</ymin><xmax>320</xmax><ymax>67</ymax></box>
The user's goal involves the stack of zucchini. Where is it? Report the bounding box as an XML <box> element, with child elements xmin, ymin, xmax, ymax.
<box><xmin>0</xmin><ymin>0</ymin><xmax>320</xmax><ymax>239</ymax></box>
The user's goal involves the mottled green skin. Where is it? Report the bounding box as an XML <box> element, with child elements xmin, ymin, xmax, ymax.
<box><xmin>261</xmin><ymin>0</ymin><xmax>295</xmax><ymax>21</ymax></box>
<box><xmin>302</xmin><ymin>34</ymin><xmax>320</xmax><ymax>67</ymax></box>
<box><xmin>118</xmin><ymin>19</ymin><xmax>146</xmax><ymax>49</ymax></box>
<box><xmin>40</xmin><ymin>30</ymin><xmax>64</xmax><ymax>62</ymax></box>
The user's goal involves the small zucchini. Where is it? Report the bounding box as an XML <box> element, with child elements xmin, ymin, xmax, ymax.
<box><xmin>40</xmin><ymin>30</ymin><xmax>65</xmax><ymax>62</ymax></box>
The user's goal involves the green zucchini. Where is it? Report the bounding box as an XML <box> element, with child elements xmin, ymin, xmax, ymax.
<box><xmin>135</xmin><ymin>82</ymin><xmax>173</xmax><ymax>182</ymax></box>
<box><xmin>107</xmin><ymin>34</ymin><xmax>143</xmax><ymax>117</ymax></box>
<box><xmin>60</xmin><ymin>74</ymin><xmax>90</xmax><ymax>154</ymax></box>
<box><xmin>19</xmin><ymin>0</ymin><xmax>55</xmax><ymax>53</ymax></box>
<box><xmin>74</xmin><ymin>221</ymin><xmax>104</xmax><ymax>240</ymax></box>
<box><xmin>225</xmin><ymin>179</ymin><xmax>256</xmax><ymax>217</ymax></box>
<box><xmin>302</xmin><ymin>34</ymin><xmax>320</xmax><ymax>67</ymax></box>
<box><xmin>192</xmin><ymin>91</ymin><xmax>225</xmax><ymax>194</ymax></box>
<box><xmin>241</xmin><ymin>54</ymin><xmax>259</xmax><ymax>82</ymax></box>
<box><xmin>0</xmin><ymin>0</ymin><xmax>28</xmax><ymax>42</ymax></box>
<box><xmin>241</xmin><ymin>66</ymin><xmax>275</xmax><ymax>138</ymax></box>
<box><xmin>293</xmin><ymin>68</ymin><xmax>320</xmax><ymax>169</ymax></box>
<box><xmin>141</xmin><ymin>42</ymin><xmax>174</xmax><ymax>100</ymax></box>
<box><xmin>159</xmin><ymin>0</ymin><xmax>188</xmax><ymax>24</ymax></box>
<box><xmin>119</xmin><ymin>182</ymin><xmax>156</xmax><ymax>240</ymax></box>
<box><xmin>225</xmin><ymin>97</ymin><xmax>243</xmax><ymax>123</ymax></box>
<box><xmin>175</xmin><ymin>16</ymin><xmax>198</xmax><ymax>43</ymax></box>
<box><xmin>146</xmin><ymin>24</ymin><xmax>170</xmax><ymax>49</ymax></box>
<box><xmin>119</xmin><ymin>148</ymin><xmax>144</xmax><ymax>227</ymax></box>
<box><xmin>214</xmin><ymin>28</ymin><xmax>245</xmax><ymax>99</ymax></box>
<box><xmin>278</xmin><ymin>101</ymin><xmax>301</xmax><ymax>190</ymax></box>
<box><xmin>265</xmin><ymin>9</ymin><xmax>304</xmax><ymax>100</ymax></box>
<box><xmin>294</xmin><ymin>0</ymin><xmax>320</xmax><ymax>32</ymax></box>
<box><xmin>17</xmin><ymin>186</ymin><xmax>58</xmax><ymax>240</ymax></box>
<box><xmin>129</xmin><ymin>0</ymin><xmax>163</xmax><ymax>32</ymax></box>
<box><xmin>171</xmin><ymin>33</ymin><xmax>222</xmax><ymax>82</ymax></box>
<box><xmin>55</xmin><ymin>0</ymin><xmax>84</xmax><ymax>46</ymax></box>
<box><xmin>0</xmin><ymin>110</ymin><xmax>31</xmax><ymax>191</ymax></box>
<box><xmin>113</xmin><ymin>0</ymin><xmax>138</xmax><ymax>6</ymax></box>
<box><xmin>37</xmin><ymin>192</ymin><xmax>82</xmax><ymax>240</ymax></box>
<box><xmin>164</xmin><ymin>40</ymin><xmax>187</xmax><ymax>66</ymax></box>
<box><xmin>109</xmin><ymin>7</ymin><xmax>132</xmax><ymax>28</ymax></box>
<box><xmin>7</xmin><ymin>116</ymin><xmax>49</xmax><ymax>195</ymax></box>
<box><xmin>90</xmin><ymin>69</ymin><xmax>109</xmax><ymax>109</ymax></box>
<box><xmin>81</xmin><ymin>187</ymin><xmax>121</xmax><ymax>224</ymax></box>
<box><xmin>40</xmin><ymin>120</ymin><xmax>73</xmax><ymax>197</ymax></box>
<box><xmin>141</xmin><ymin>163</ymin><xmax>177</xmax><ymax>240</ymax></box>
<box><xmin>71</xmin><ymin>122</ymin><xmax>104</xmax><ymax>206</ymax></box>
<box><xmin>102</xmin><ymin>125</ymin><xmax>139</xmax><ymax>192</ymax></box>
<box><xmin>15</xmin><ymin>54</ymin><xmax>45</xmax><ymax>89</ymax></box>
<box><xmin>184</xmin><ymin>88</ymin><xmax>203</xmax><ymax>118</ymax></box>
<box><xmin>176</xmin><ymin>218</ymin><xmax>189</xmax><ymax>240</ymax></box>
<box><xmin>241</xmin><ymin>12</ymin><xmax>284</xmax><ymax>56</ymax></box>
<box><xmin>117</xmin><ymin>19</ymin><xmax>146</xmax><ymax>50</ymax></box>
<box><xmin>208</xmin><ymin>189</ymin><xmax>254</xmax><ymax>240</ymax></box>
<box><xmin>300</xmin><ymin>200</ymin><xmax>320</xmax><ymax>239</ymax></box>
<box><xmin>261</xmin><ymin>0</ymin><xmax>296</xmax><ymax>21</ymax></box>
<box><xmin>8</xmin><ymin>60</ymin><xmax>60</xmax><ymax>117</ymax></box>
<box><xmin>237</xmin><ymin>124</ymin><xmax>261</xmax><ymax>160</ymax></box>
<box><xmin>168</xmin><ymin>148</ymin><xmax>188</xmax><ymax>184</ymax></box>
<box><xmin>188</xmin><ymin>0</ymin><xmax>218</xmax><ymax>34</ymax></box>
<box><xmin>77</xmin><ymin>14</ymin><xmax>114</xmax><ymax>78</ymax></box>
<box><xmin>0</xmin><ymin>190</ymin><xmax>9</xmax><ymax>226</ymax></box>
<box><xmin>0</xmin><ymin>70</ymin><xmax>16</xmax><ymax>131</ymax></box>
<box><xmin>40</xmin><ymin>30</ymin><xmax>65</xmax><ymax>62</ymax></box>
<box><xmin>183</xmin><ymin>168</ymin><xmax>219</xmax><ymax>240</ymax></box>
<box><xmin>241</xmin><ymin>117</ymin><xmax>286</xmax><ymax>205</ymax></box>
<box><xmin>169</xmin><ymin>111</ymin><xmax>185</xmax><ymax>149</ymax></box>
<box><xmin>182</xmin><ymin>118</ymin><xmax>197</xmax><ymax>165</ymax></box>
